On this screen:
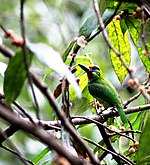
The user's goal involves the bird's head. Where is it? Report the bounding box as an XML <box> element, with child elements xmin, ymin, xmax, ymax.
<box><xmin>78</xmin><ymin>63</ymin><xmax>102</xmax><ymax>83</ymax></box>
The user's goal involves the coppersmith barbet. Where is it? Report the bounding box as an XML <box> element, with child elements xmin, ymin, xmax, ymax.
<box><xmin>78</xmin><ymin>63</ymin><xmax>128</xmax><ymax>123</ymax></box>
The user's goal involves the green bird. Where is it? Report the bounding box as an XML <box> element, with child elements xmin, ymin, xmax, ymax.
<box><xmin>78</xmin><ymin>63</ymin><xmax>128</xmax><ymax>123</ymax></box>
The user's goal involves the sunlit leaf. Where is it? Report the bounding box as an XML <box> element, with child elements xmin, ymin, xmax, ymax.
<box><xmin>32</xmin><ymin>147</ymin><xmax>49</xmax><ymax>164</ymax></box>
<box><xmin>4</xmin><ymin>50</ymin><xmax>32</xmax><ymax>105</ymax></box>
<box><xmin>70</xmin><ymin>86</ymin><xmax>93</xmax><ymax>115</ymax></box>
<box><xmin>125</xmin><ymin>16</ymin><xmax>150</xmax><ymax>72</ymax></box>
<box><xmin>137</xmin><ymin>113</ymin><xmax>150</xmax><ymax>164</ymax></box>
<box><xmin>108</xmin><ymin>20</ymin><xmax>131</xmax><ymax>83</ymax></box>
<box><xmin>27</xmin><ymin>42</ymin><xmax>81</xmax><ymax>98</ymax></box>
<box><xmin>138</xmin><ymin>44</ymin><xmax>150</xmax><ymax>72</ymax></box>
<box><xmin>69</xmin><ymin>54</ymin><xmax>94</xmax><ymax>114</ymax></box>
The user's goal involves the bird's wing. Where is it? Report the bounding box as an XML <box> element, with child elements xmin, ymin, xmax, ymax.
<box><xmin>88</xmin><ymin>82</ymin><xmax>121</xmax><ymax>107</ymax></box>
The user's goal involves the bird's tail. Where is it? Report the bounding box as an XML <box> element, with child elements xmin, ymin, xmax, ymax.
<box><xmin>117</xmin><ymin>104</ymin><xmax>128</xmax><ymax>123</ymax></box>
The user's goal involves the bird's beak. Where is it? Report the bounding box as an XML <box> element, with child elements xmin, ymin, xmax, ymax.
<box><xmin>78</xmin><ymin>63</ymin><xmax>90</xmax><ymax>73</ymax></box>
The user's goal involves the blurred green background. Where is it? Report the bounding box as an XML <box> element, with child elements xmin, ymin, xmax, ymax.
<box><xmin>0</xmin><ymin>0</ymin><xmax>146</xmax><ymax>164</ymax></box>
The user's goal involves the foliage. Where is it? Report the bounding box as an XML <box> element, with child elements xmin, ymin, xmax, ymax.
<box><xmin>0</xmin><ymin>0</ymin><xmax>149</xmax><ymax>165</ymax></box>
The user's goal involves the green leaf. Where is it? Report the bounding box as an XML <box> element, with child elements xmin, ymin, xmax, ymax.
<box><xmin>108</xmin><ymin>20</ymin><xmax>131</xmax><ymax>83</ymax></box>
<box><xmin>42</xmin><ymin>161</ymin><xmax>51</xmax><ymax>165</ymax></box>
<box><xmin>79</xmin><ymin>15</ymin><xmax>98</xmax><ymax>38</ymax></box>
<box><xmin>32</xmin><ymin>147</ymin><xmax>49</xmax><ymax>164</ymax></box>
<box><xmin>138</xmin><ymin>44</ymin><xmax>150</xmax><ymax>72</ymax></box>
<box><xmin>137</xmin><ymin>156</ymin><xmax>150</xmax><ymax>165</ymax></box>
<box><xmin>125</xmin><ymin>111</ymin><xmax>142</xmax><ymax>130</ymax></box>
<box><xmin>125</xmin><ymin>16</ymin><xmax>150</xmax><ymax>72</ymax></box>
<box><xmin>79</xmin><ymin>8</ymin><xmax>114</xmax><ymax>39</ymax></box>
<box><xmin>137</xmin><ymin>113</ymin><xmax>150</xmax><ymax>164</ymax></box>
<box><xmin>120</xmin><ymin>19</ymin><xmax>128</xmax><ymax>34</ymax></box>
<box><xmin>4</xmin><ymin>50</ymin><xmax>32</xmax><ymax>106</ymax></box>
<box><xmin>99</xmin><ymin>0</ymin><xmax>111</xmax><ymax>15</ymax></box>
<box><xmin>62</xmin><ymin>40</ymin><xmax>76</xmax><ymax>62</ymax></box>
<box><xmin>70</xmin><ymin>86</ymin><xmax>93</xmax><ymax>115</ymax></box>
<box><xmin>69</xmin><ymin>54</ymin><xmax>94</xmax><ymax>114</ymax></box>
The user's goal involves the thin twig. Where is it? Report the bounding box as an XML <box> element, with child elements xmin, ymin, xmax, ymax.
<box><xmin>73</xmin><ymin>116</ymin><xmax>136</xmax><ymax>143</ymax></box>
<box><xmin>93</xmin><ymin>0</ymin><xmax>130</xmax><ymax>72</ymax></box>
<box><xmin>83</xmin><ymin>137</ymin><xmax>135</xmax><ymax>165</ymax></box>
<box><xmin>1</xmin><ymin>145</ymin><xmax>35</xmax><ymax>165</ymax></box>
<box><xmin>0</xmin><ymin>127</ymin><xmax>28</xmax><ymax>165</ymax></box>
<box><xmin>0</xmin><ymin>93</ymin><xmax>34</xmax><ymax>124</ymax></box>
<box><xmin>0</xmin><ymin>125</ymin><xmax>19</xmax><ymax>145</ymax></box>
<box><xmin>87</xmin><ymin>0</ymin><xmax>122</xmax><ymax>42</ymax></box>
<box><xmin>13</xmin><ymin>102</ymin><xmax>35</xmax><ymax>124</ymax></box>
<box><xmin>123</xmin><ymin>92</ymin><xmax>141</xmax><ymax>108</ymax></box>
<box><xmin>20</xmin><ymin>0</ymin><xmax>40</xmax><ymax>121</ymax></box>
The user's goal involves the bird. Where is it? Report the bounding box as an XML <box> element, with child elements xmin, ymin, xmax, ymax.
<box><xmin>78</xmin><ymin>63</ymin><xmax>128</xmax><ymax>123</ymax></box>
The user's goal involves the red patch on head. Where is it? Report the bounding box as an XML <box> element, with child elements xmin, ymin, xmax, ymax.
<box><xmin>89</xmin><ymin>66</ymin><xmax>93</xmax><ymax>71</ymax></box>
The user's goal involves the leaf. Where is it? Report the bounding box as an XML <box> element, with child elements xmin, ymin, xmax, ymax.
<box><xmin>70</xmin><ymin>86</ymin><xmax>93</xmax><ymax>115</ymax></box>
<box><xmin>138</xmin><ymin>44</ymin><xmax>150</xmax><ymax>72</ymax></box>
<box><xmin>69</xmin><ymin>54</ymin><xmax>94</xmax><ymax>114</ymax></box>
<box><xmin>62</xmin><ymin>40</ymin><xmax>76</xmax><ymax>62</ymax></box>
<box><xmin>42</xmin><ymin>161</ymin><xmax>50</xmax><ymax>165</ymax></box>
<box><xmin>137</xmin><ymin>113</ymin><xmax>150</xmax><ymax>164</ymax></box>
<box><xmin>4</xmin><ymin>50</ymin><xmax>32</xmax><ymax>105</ymax></box>
<box><xmin>125</xmin><ymin>16</ymin><xmax>150</xmax><ymax>72</ymax></box>
<box><xmin>54</xmin><ymin>83</ymin><xmax>62</xmax><ymax>99</ymax></box>
<box><xmin>32</xmin><ymin>147</ymin><xmax>49</xmax><ymax>163</ymax></box>
<box><xmin>99</xmin><ymin>0</ymin><xmax>111</xmax><ymax>16</ymax></box>
<box><xmin>27</xmin><ymin>42</ymin><xmax>81</xmax><ymax>98</ymax></box>
<box><xmin>79</xmin><ymin>8</ymin><xmax>114</xmax><ymax>39</ymax></box>
<box><xmin>108</xmin><ymin>20</ymin><xmax>131</xmax><ymax>83</ymax></box>
<box><xmin>79</xmin><ymin>15</ymin><xmax>98</xmax><ymax>38</ymax></box>
<box><xmin>119</xmin><ymin>136</ymin><xmax>130</xmax><ymax>153</ymax></box>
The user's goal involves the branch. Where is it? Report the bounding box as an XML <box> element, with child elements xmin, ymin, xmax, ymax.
<box><xmin>0</xmin><ymin>103</ymin><xmax>89</xmax><ymax>165</ymax></box>
<box><xmin>20</xmin><ymin>0</ymin><xmax>40</xmax><ymax>121</ymax></box>
<box><xmin>0</xmin><ymin>43</ymin><xmax>99</xmax><ymax>164</ymax></box>
<box><xmin>31</xmin><ymin>73</ymin><xmax>99</xmax><ymax>165</ymax></box>
<box><xmin>73</xmin><ymin>116</ymin><xmax>136</xmax><ymax>142</ymax></box>
<box><xmin>83</xmin><ymin>137</ymin><xmax>135</xmax><ymax>165</ymax></box>
<box><xmin>0</xmin><ymin>124</ymin><xmax>19</xmax><ymax>145</ymax></box>
<box><xmin>123</xmin><ymin>92</ymin><xmax>141</xmax><ymax>108</ymax></box>
<box><xmin>93</xmin><ymin>0</ymin><xmax>150</xmax><ymax>103</ymax></box>
<box><xmin>0</xmin><ymin>103</ymin><xmax>148</xmax><ymax>145</ymax></box>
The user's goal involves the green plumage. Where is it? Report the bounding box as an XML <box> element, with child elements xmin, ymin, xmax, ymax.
<box><xmin>79</xmin><ymin>64</ymin><xmax>128</xmax><ymax>123</ymax></box>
